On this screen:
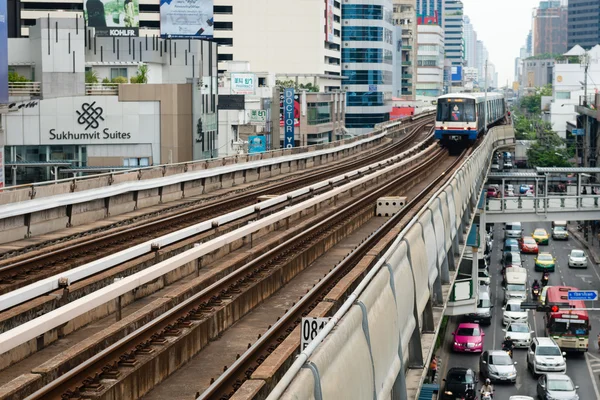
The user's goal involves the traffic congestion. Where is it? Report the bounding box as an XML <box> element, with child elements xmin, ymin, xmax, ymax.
<box><xmin>439</xmin><ymin>154</ymin><xmax>600</xmax><ymax>400</ymax></box>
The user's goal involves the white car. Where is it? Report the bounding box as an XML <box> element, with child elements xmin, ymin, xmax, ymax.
<box><xmin>478</xmin><ymin>269</ymin><xmax>491</xmax><ymax>285</ymax></box>
<box><xmin>503</xmin><ymin>299</ymin><xmax>528</xmax><ymax>325</ymax></box>
<box><xmin>568</xmin><ymin>249</ymin><xmax>588</xmax><ymax>268</ymax></box>
<box><xmin>504</xmin><ymin>322</ymin><xmax>534</xmax><ymax>348</ymax></box>
<box><xmin>509</xmin><ymin>397</ymin><xmax>534</xmax><ymax>400</ymax></box>
<box><xmin>527</xmin><ymin>337</ymin><xmax>567</xmax><ymax>376</ymax></box>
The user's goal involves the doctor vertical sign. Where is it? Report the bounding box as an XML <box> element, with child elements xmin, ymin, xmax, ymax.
<box><xmin>283</xmin><ymin>88</ymin><xmax>295</xmax><ymax>148</ymax></box>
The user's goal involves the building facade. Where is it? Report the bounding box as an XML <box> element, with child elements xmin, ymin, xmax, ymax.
<box><xmin>463</xmin><ymin>15</ymin><xmax>477</xmax><ymax>69</ymax></box>
<box><xmin>416</xmin><ymin>24</ymin><xmax>444</xmax><ymax>97</ymax></box>
<box><xmin>342</xmin><ymin>0</ymin><xmax>394</xmax><ymax>135</ymax></box>
<box><xmin>532</xmin><ymin>0</ymin><xmax>568</xmax><ymax>55</ymax></box>
<box><xmin>476</xmin><ymin>40</ymin><xmax>488</xmax><ymax>87</ymax></box>
<box><xmin>416</xmin><ymin>0</ymin><xmax>444</xmax><ymax>25</ymax></box>
<box><xmin>567</xmin><ymin>0</ymin><xmax>600</xmax><ymax>50</ymax></box>
<box><xmin>520</xmin><ymin>58</ymin><xmax>556</xmax><ymax>89</ymax></box>
<box><xmin>393</xmin><ymin>0</ymin><xmax>417</xmax><ymax>99</ymax></box>
<box><xmin>5</xmin><ymin>17</ymin><xmax>218</xmax><ymax>185</ymax></box>
<box><xmin>443</xmin><ymin>0</ymin><xmax>464</xmax><ymax>90</ymax></box>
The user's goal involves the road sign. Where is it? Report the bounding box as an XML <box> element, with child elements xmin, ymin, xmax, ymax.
<box><xmin>567</xmin><ymin>290</ymin><xmax>598</xmax><ymax>301</ymax></box>
<box><xmin>572</xmin><ymin>128</ymin><xmax>584</xmax><ymax>136</ymax></box>
<box><xmin>301</xmin><ymin>317</ymin><xmax>331</xmax><ymax>350</ymax></box>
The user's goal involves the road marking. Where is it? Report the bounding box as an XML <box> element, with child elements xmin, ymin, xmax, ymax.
<box><xmin>585</xmin><ymin>352</ymin><xmax>600</xmax><ymax>399</ymax></box>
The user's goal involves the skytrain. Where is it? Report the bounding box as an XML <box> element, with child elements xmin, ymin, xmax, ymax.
<box><xmin>434</xmin><ymin>92</ymin><xmax>506</xmax><ymax>148</ymax></box>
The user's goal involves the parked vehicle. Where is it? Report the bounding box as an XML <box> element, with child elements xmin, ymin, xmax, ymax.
<box><xmin>504</xmin><ymin>222</ymin><xmax>523</xmax><ymax>239</ymax></box>
<box><xmin>519</xmin><ymin>236</ymin><xmax>539</xmax><ymax>254</ymax></box>
<box><xmin>465</xmin><ymin>291</ymin><xmax>493</xmax><ymax>325</ymax></box>
<box><xmin>487</xmin><ymin>187</ymin><xmax>499</xmax><ymax>198</ymax></box>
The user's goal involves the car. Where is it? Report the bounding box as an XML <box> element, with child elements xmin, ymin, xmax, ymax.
<box><xmin>505</xmin><ymin>222</ymin><xmax>523</xmax><ymax>239</ymax></box>
<box><xmin>540</xmin><ymin>285</ymin><xmax>552</xmax><ymax>305</ymax></box>
<box><xmin>527</xmin><ymin>337</ymin><xmax>567</xmax><ymax>376</ymax></box>
<box><xmin>552</xmin><ymin>226</ymin><xmax>569</xmax><ymax>240</ymax></box>
<box><xmin>537</xmin><ymin>374</ymin><xmax>579</xmax><ymax>400</ymax></box>
<box><xmin>491</xmin><ymin>163</ymin><xmax>501</xmax><ymax>172</ymax></box>
<box><xmin>503</xmin><ymin>299</ymin><xmax>528</xmax><ymax>325</ymax></box>
<box><xmin>520</xmin><ymin>184</ymin><xmax>531</xmax><ymax>194</ymax></box>
<box><xmin>478</xmin><ymin>269</ymin><xmax>491</xmax><ymax>286</ymax></box>
<box><xmin>568</xmin><ymin>249</ymin><xmax>588</xmax><ymax>268</ymax></box>
<box><xmin>504</xmin><ymin>322</ymin><xmax>534</xmax><ymax>348</ymax></box>
<box><xmin>532</xmin><ymin>228</ymin><xmax>550</xmax><ymax>245</ymax></box>
<box><xmin>441</xmin><ymin>368</ymin><xmax>478</xmax><ymax>400</ymax></box>
<box><xmin>479</xmin><ymin>350</ymin><xmax>517</xmax><ymax>383</ymax></box>
<box><xmin>465</xmin><ymin>291</ymin><xmax>493</xmax><ymax>325</ymax></box>
<box><xmin>452</xmin><ymin>322</ymin><xmax>485</xmax><ymax>352</ymax></box>
<box><xmin>524</xmin><ymin>189</ymin><xmax>535</xmax><ymax>197</ymax></box>
<box><xmin>503</xmin><ymin>246</ymin><xmax>521</xmax><ymax>264</ymax></box>
<box><xmin>504</xmin><ymin>252</ymin><xmax>523</xmax><ymax>269</ymax></box>
<box><xmin>504</xmin><ymin>161</ymin><xmax>514</xmax><ymax>169</ymax></box>
<box><xmin>506</xmin><ymin>184</ymin><xmax>515</xmax><ymax>192</ymax></box>
<box><xmin>519</xmin><ymin>236</ymin><xmax>539</xmax><ymax>254</ymax></box>
<box><xmin>487</xmin><ymin>187</ymin><xmax>499</xmax><ymax>198</ymax></box>
<box><xmin>535</xmin><ymin>252</ymin><xmax>556</xmax><ymax>272</ymax></box>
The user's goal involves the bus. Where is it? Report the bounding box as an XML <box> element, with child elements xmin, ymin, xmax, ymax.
<box><xmin>544</xmin><ymin>286</ymin><xmax>590</xmax><ymax>352</ymax></box>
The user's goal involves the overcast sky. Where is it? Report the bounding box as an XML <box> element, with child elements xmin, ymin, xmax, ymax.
<box><xmin>462</xmin><ymin>0</ymin><xmax>541</xmax><ymax>86</ymax></box>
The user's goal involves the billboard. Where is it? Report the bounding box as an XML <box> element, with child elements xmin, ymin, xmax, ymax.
<box><xmin>231</xmin><ymin>73</ymin><xmax>255</xmax><ymax>95</ymax></box>
<box><xmin>248</xmin><ymin>135</ymin><xmax>266</xmax><ymax>154</ymax></box>
<box><xmin>160</xmin><ymin>0</ymin><xmax>214</xmax><ymax>38</ymax></box>
<box><xmin>84</xmin><ymin>0</ymin><xmax>139</xmax><ymax>37</ymax></box>
<box><xmin>451</xmin><ymin>66</ymin><xmax>463</xmax><ymax>82</ymax></box>
<box><xmin>325</xmin><ymin>0</ymin><xmax>334</xmax><ymax>42</ymax></box>
<box><xmin>218</xmin><ymin>95</ymin><xmax>245</xmax><ymax>110</ymax></box>
<box><xmin>279</xmin><ymin>91</ymin><xmax>300</xmax><ymax>127</ymax></box>
<box><xmin>0</xmin><ymin>0</ymin><xmax>7</xmax><ymax>104</ymax></box>
<box><xmin>283</xmin><ymin>88</ymin><xmax>295</xmax><ymax>148</ymax></box>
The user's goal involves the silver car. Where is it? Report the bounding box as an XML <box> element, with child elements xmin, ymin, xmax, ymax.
<box><xmin>479</xmin><ymin>350</ymin><xmax>517</xmax><ymax>383</ymax></box>
<box><xmin>568</xmin><ymin>249</ymin><xmax>588</xmax><ymax>268</ymax></box>
<box><xmin>552</xmin><ymin>226</ymin><xmax>569</xmax><ymax>240</ymax></box>
<box><xmin>537</xmin><ymin>374</ymin><xmax>579</xmax><ymax>400</ymax></box>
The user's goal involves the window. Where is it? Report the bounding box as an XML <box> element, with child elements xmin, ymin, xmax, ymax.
<box><xmin>342</xmin><ymin>48</ymin><xmax>393</xmax><ymax>64</ymax></box>
<box><xmin>342</xmin><ymin>26</ymin><xmax>392</xmax><ymax>42</ymax></box>
<box><xmin>345</xmin><ymin>113</ymin><xmax>390</xmax><ymax>128</ymax></box>
<box><xmin>556</xmin><ymin>91</ymin><xmax>571</xmax><ymax>99</ymax></box>
<box><xmin>342</xmin><ymin>4</ymin><xmax>383</xmax><ymax>19</ymax></box>
<box><xmin>124</xmin><ymin>157</ymin><xmax>150</xmax><ymax>167</ymax></box>
<box><xmin>436</xmin><ymin>99</ymin><xmax>476</xmax><ymax>122</ymax></box>
<box><xmin>214</xmin><ymin>21</ymin><xmax>233</xmax><ymax>30</ymax></box>
<box><xmin>110</xmin><ymin>68</ymin><xmax>128</xmax><ymax>80</ymax></box>
<box><xmin>218</xmin><ymin>54</ymin><xmax>234</xmax><ymax>61</ymax></box>
<box><xmin>213</xmin><ymin>38</ymin><xmax>233</xmax><ymax>46</ymax></box>
<box><xmin>307</xmin><ymin>102</ymin><xmax>331</xmax><ymax>125</ymax></box>
<box><xmin>346</xmin><ymin>92</ymin><xmax>385</xmax><ymax>107</ymax></box>
<box><xmin>214</xmin><ymin>5</ymin><xmax>233</xmax><ymax>14</ymax></box>
<box><xmin>344</xmin><ymin>70</ymin><xmax>393</xmax><ymax>85</ymax></box>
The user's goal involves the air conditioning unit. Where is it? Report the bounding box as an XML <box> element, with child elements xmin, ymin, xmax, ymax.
<box><xmin>376</xmin><ymin>197</ymin><xmax>407</xmax><ymax>217</ymax></box>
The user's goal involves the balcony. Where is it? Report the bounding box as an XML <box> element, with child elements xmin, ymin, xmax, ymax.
<box><xmin>401</xmin><ymin>90</ymin><xmax>413</xmax><ymax>95</ymax></box>
<box><xmin>85</xmin><ymin>83</ymin><xmax>119</xmax><ymax>96</ymax></box>
<box><xmin>401</xmin><ymin>61</ymin><xmax>411</xmax><ymax>66</ymax></box>
<box><xmin>9</xmin><ymin>82</ymin><xmax>41</xmax><ymax>97</ymax></box>
<box><xmin>402</xmin><ymin>73</ymin><xmax>413</xmax><ymax>79</ymax></box>
<box><xmin>401</xmin><ymin>45</ymin><xmax>413</xmax><ymax>50</ymax></box>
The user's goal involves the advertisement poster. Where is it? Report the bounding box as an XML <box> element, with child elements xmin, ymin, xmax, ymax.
<box><xmin>283</xmin><ymin>88</ymin><xmax>295</xmax><ymax>148</ymax></box>
<box><xmin>326</xmin><ymin>0</ymin><xmax>334</xmax><ymax>43</ymax></box>
<box><xmin>279</xmin><ymin>91</ymin><xmax>300</xmax><ymax>127</ymax></box>
<box><xmin>451</xmin><ymin>66</ymin><xmax>463</xmax><ymax>82</ymax></box>
<box><xmin>160</xmin><ymin>0</ymin><xmax>214</xmax><ymax>38</ymax></box>
<box><xmin>84</xmin><ymin>0</ymin><xmax>139</xmax><ymax>37</ymax></box>
<box><xmin>248</xmin><ymin>135</ymin><xmax>266</xmax><ymax>154</ymax></box>
<box><xmin>231</xmin><ymin>73</ymin><xmax>255</xmax><ymax>95</ymax></box>
<box><xmin>0</xmin><ymin>0</ymin><xmax>7</xmax><ymax>104</ymax></box>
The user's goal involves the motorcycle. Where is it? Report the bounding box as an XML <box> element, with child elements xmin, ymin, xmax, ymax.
<box><xmin>502</xmin><ymin>343</ymin><xmax>514</xmax><ymax>358</ymax></box>
<box><xmin>532</xmin><ymin>287</ymin><xmax>540</xmax><ymax>301</ymax></box>
<box><xmin>481</xmin><ymin>391</ymin><xmax>493</xmax><ymax>400</ymax></box>
<box><xmin>541</xmin><ymin>274</ymin><xmax>549</xmax><ymax>287</ymax></box>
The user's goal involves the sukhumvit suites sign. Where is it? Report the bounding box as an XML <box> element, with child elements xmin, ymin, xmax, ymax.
<box><xmin>48</xmin><ymin>101</ymin><xmax>132</xmax><ymax>141</ymax></box>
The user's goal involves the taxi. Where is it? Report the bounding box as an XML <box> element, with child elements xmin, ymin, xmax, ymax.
<box><xmin>519</xmin><ymin>236</ymin><xmax>538</xmax><ymax>254</ymax></box>
<box><xmin>534</xmin><ymin>252</ymin><xmax>556</xmax><ymax>272</ymax></box>
<box><xmin>532</xmin><ymin>228</ymin><xmax>550</xmax><ymax>245</ymax></box>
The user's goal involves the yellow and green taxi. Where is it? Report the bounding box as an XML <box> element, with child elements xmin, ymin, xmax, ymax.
<box><xmin>532</xmin><ymin>228</ymin><xmax>550</xmax><ymax>245</ymax></box>
<box><xmin>534</xmin><ymin>252</ymin><xmax>556</xmax><ymax>272</ymax></box>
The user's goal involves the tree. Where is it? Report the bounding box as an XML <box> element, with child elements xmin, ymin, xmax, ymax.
<box><xmin>131</xmin><ymin>64</ymin><xmax>148</xmax><ymax>84</ymax></box>
<box><xmin>85</xmin><ymin>69</ymin><xmax>99</xmax><ymax>84</ymax></box>
<box><xmin>276</xmin><ymin>79</ymin><xmax>319</xmax><ymax>92</ymax></box>
<box><xmin>526</xmin><ymin>128</ymin><xmax>572</xmax><ymax>167</ymax></box>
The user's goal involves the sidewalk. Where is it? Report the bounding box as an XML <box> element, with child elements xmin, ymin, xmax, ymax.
<box><xmin>568</xmin><ymin>226</ymin><xmax>600</xmax><ymax>265</ymax></box>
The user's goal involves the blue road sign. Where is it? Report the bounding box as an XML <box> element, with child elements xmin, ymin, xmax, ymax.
<box><xmin>567</xmin><ymin>290</ymin><xmax>598</xmax><ymax>301</ymax></box>
<box><xmin>572</xmin><ymin>129</ymin><xmax>584</xmax><ymax>136</ymax></box>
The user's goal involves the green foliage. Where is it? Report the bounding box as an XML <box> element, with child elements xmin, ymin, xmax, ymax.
<box><xmin>102</xmin><ymin>77</ymin><xmax>111</xmax><ymax>84</ymax></box>
<box><xmin>8</xmin><ymin>71</ymin><xmax>29</xmax><ymax>83</ymax></box>
<box><xmin>111</xmin><ymin>76</ymin><xmax>128</xmax><ymax>84</ymax></box>
<box><xmin>517</xmin><ymin>84</ymin><xmax>552</xmax><ymax>115</ymax></box>
<box><xmin>130</xmin><ymin>76</ymin><xmax>139</xmax><ymax>84</ymax></box>
<box><xmin>276</xmin><ymin>79</ymin><xmax>320</xmax><ymax>92</ymax></box>
<box><xmin>130</xmin><ymin>64</ymin><xmax>148</xmax><ymax>84</ymax></box>
<box><xmin>526</xmin><ymin>128</ymin><xmax>572</xmax><ymax>167</ymax></box>
<box><xmin>85</xmin><ymin>69</ymin><xmax>99</xmax><ymax>84</ymax></box>
<box><xmin>525</xmin><ymin>53</ymin><xmax>562</xmax><ymax>60</ymax></box>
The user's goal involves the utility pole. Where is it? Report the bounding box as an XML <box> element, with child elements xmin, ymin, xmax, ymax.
<box><xmin>484</xmin><ymin>59</ymin><xmax>488</xmax><ymax>132</ymax></box>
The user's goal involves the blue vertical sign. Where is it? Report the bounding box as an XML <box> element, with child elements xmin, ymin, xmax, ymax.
<box><xmin>0</xmin><ymin>0</ymin><xmax>7</xmax><ymax>104</ymax></box>
<box><xmin>283</xmin><ymin>88</ymin><xmax>295</xmax><ymax>148</ymax></box>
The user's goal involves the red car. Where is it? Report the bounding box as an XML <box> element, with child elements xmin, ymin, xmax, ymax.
<box><xmin>486</xmin><ymin>187</ymin><xmax>499</xmax><ymax>198</ymax></box>
<box><xmin>519</xmin><ymin>236</ymin><xmax>539</xmax><ymax>254</ymax></box>
<box><xmin>452</xmin><ymin>323</ymin><xmax>484</xmax><ymax>353</ymax></box>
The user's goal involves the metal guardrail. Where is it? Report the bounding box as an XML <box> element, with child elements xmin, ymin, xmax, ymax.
<box><xmin>487</xmin><ymin>194</ymin><xmax>600</xmax><ymax>212</ymax></box>
<box><xmin>85</xmin><ymin>83</ymin><xmax>119</xmax><ymax>95</ymax></box>
<box><xmin>8</xmin><ymin>82</ymin><xmax>41</xmax><ymax>96</ymax></box>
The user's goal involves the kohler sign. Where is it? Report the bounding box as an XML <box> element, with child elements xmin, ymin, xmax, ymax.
<box><xmin>48</xmin><ymin>101</ymin><xmax>132</xmax><ymax>141</ymax></box>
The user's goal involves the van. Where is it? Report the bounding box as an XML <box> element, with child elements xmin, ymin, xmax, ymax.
<box><xmin>465</xmin><ymin>291</ymin><xmax>493</xmax><ymax>325</ymax></box>
<box><xmin>551</xmin><ymin>221</ymin><xmax>567</xmax><ymax>228</ymax></box>
<box><xmin>504</xmin><ymin>222</ymin><xmax>522</xmax><ymax>239</ymax></box>
<box><xmin>504</xmin><ymin>269</ymin><xmax>527</xmax><ymax>303</ymax></box>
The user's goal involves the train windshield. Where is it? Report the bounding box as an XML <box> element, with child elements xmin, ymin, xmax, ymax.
<box><xmin>437</xmin><ymin>99</ymin><xmax>476</xmax><ymax>123</ymax></box>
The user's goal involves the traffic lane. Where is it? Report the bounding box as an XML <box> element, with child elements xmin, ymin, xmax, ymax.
<box><xmin>520</xmin><ymin>221</ymin><xmax>600</xmax><ymax>399</ymax></box>
<box><xmin>440</xmin><ymin>224</ymin><xmax>537</xmax><ymax>399</ymax></box>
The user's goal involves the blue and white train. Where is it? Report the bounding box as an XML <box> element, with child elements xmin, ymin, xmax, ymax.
<box><xmin>434</xmin><ymin>92</ymin><xmax>506</xmax><ymax>147</ymax></box>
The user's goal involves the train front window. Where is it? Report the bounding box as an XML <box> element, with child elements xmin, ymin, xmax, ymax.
<box><xmin>437</xmin><ymin>99</ymin><xmax>476</xmax><ymax>123</ymax></box>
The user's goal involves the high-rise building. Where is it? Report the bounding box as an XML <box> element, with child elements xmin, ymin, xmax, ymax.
<box><xmin>532</xmin><ymin>0</ymin><xmax>568</xmax><ymax>55</ymax></box>
<box><xmin>443</xmin><ymin>0</ymin><xmax>464</xmax><ymax>67</ymax></box>
<box><xmin>342</xmin><ymin>0</ymin><xmax>394</xmax><ymax>135</ymax></box>
<box><xmin>567</xmin><ymin>0</ymin><xmax>600</xmax><ymax>50</ymax></box>
<box><xmin>416</xmin><ymin>0</ymin><xmax>444</xmax><ymax>25</ymax></box>
<box><xmin>416</xmin><ymin>24</ymin><xmax>444</xmax><ymax>97</ymax></box>
<box><xmin>463</xmin><ymin>15</ymin><xmax>477</xmax><ymax>68</ymax></box>
<box><xmin>393</xmin><ymin>1</ymin><xmax>417</xmax><ymax>99</ymax></box>
<box><xmin>476</xmin><ymin>40</ymin><xmax>488</xmax><ymax>87</ymax></box>
<box><xmin>527</xmin><ymin>30</ymin><xmax>533</xmax><ymax>55</ymax></box>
